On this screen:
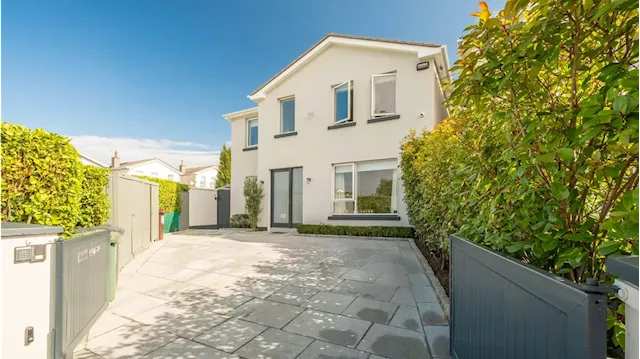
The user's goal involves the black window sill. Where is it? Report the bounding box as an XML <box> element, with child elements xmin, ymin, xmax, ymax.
<box><xmin>274</xmin><ymin>131</ymin><xmax>297</xmax><ymax>139</ymax></box>
<box><xmin>243</xmin><ymin>146</ymin><xmax>258</xmax><ymax>152</ymax></box>
<box><xmin>327</xmin><ymin>214</ymin><xmax>401</xmax><ymax>221</ymax></box>
<box><xmin>367</xmin><ymin>114</ymin><xmax>400</xmax><ymax>124</ymax></box>
<box><xmin>328</xmin><ymin>121</ymin><xmax>356</xmax><ymax>130</ymax></box>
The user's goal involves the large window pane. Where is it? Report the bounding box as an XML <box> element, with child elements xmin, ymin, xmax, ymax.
<box><xmin>281</xmin><ymin>98</ymin><xmax>295</xmax><ymax>133</ymax></box>
<box><xmin>248</xmin><ymin>119</ymin><xmax>258</xmax><ymax>146</ymax></box>
<box><xmin>334</xmin><ymin>165</ymin><xmax>353</xmax><ymax>199</ymax></box>
<box><xmin>292</xmin><ymin>168</ymin><xmax>303</xmax><ymax>224</ymax></box>
<box><xmin>356</xmin><ymin>159</ymin><xmax>397</xmax><ymax>213</ymax></box>
<box><xmin>373</xmin><ymin>74</ymin><xmax>396</xmax><ymax>116</ymax></box>
<box><xmin>333</xmin><ymin>201</ymin><xmax>355</xmax><ymax>214</ymax></box>
<box><xmin>335</xmin><ymin>82</ymin><xmax>349</xmax><ymax>122</ymax></box>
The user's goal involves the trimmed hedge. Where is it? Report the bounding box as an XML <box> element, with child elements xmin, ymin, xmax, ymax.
<box><xmin>1</xmin><ymin>122</ymin><xmax>111</xmax><ymax>237</ymax></box>
<box><xmin>77</xmin><ymin>165</ymin><xmax>111</xmax><ymax>228</ymax></box>
<box><xmin>138</xmin><ymin>176</ymin><xmax>189</xmax><ymax>212</ymax></box>
<box><xmin>297</xmin><ymin>224</ymin><xmax>415</xmax><ymax>238</ymax></box>
<box><xmin>230</xmin><ymin>213</ymin><xmax>251</xmax><ymax>228</ymax></box>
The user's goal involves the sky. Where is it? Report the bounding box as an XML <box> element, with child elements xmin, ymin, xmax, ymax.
<box><xmin>2</xmin><ymin>0</ymin><xmax>493</xmax><ymax>168</ymax></box>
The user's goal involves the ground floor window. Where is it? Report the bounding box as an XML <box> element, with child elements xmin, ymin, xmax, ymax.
<box><xmin>332</xmin><ymin>159</ymin><xmax>398</xmax><ymax>214</ymax></box>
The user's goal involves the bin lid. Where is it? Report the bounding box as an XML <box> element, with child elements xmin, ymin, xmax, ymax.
<box><xmin>1</xmin><ymin>222</ymin><xmax>63</xmax><ymax>238</ymax></box>
<box><xmin>608</xmin><ymin>256</ymin><xmax>639</xmax><ymax>286</ymax></box>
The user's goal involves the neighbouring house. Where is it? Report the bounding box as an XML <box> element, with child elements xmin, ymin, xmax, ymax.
<box><xmin>79</xmin><ymin>153</ymin><xmax>108</xmax><ymax>168</ymax></box>
<box><xmin>223</xmin><ymin>33</ymin><xmax>450</xmax><ymax>230</ymax></box>
<box><xmin>110</xmin><ymin>151</ymin><xmax>182</xmax><ymax>182</ymax></box>
<box><xmin>179</xmin><ymin>160</ymin><xmax>219</xmax><ymax>188</ymax></box>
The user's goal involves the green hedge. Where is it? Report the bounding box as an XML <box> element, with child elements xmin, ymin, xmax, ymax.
<box><xmin>357</xmin><ymin>195</ymin><xmax>392</xmax><ymax>214</ymax></box>
<box><xmin>77</xmin><ymin>165</ymin><xmax>111</xmax><ymax>228</ymax></box>
<box><xmin>1</xmin><ymin>122</ymin><xmax>110</xmax><ymax>237</ymax></box>
<box><xmin>138</xmin><ymin>176</ymin><xmax>189</xmax><ymax>212</ymax></box>
<box><xmin>297</xmin><ymin>224</ymin><xmax>415</xmax><ymax>238</ymax></box>
<box><xmin>230</xmin><ymin>214</ymin><xmax>251</xmax><ymax>228</ymax></box>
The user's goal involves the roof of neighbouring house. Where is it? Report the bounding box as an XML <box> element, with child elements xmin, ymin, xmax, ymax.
<box><xmin>248</xmin><ymin>33</ymin><xmax>448</xmax><ymax>100</ymax></box>
<box><xmin>182</xmin><ymin>165</ymin><xmax>218</xmax><ymax>175</ymax></box>
<box><xmin>79</xmin><ymin>153</ymin><xmax>108</xmax><ymax>168</ymax></box>
<box><xmin>222</xmin><ymin>106</ymin><xmax>259</xmax><ymax>121</ymax></box>
<box><xmin>115</xmin><ymin>158</ymin><xmax>181</xmax><ymax>173</ymax></box>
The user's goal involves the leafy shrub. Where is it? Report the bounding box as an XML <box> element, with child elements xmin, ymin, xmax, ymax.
<box><xmin>1</xmin><ymin>123</ymin><xmax>111</xmax><ymax>237</ymax></box>
<box><xmin>401</xmin><ymin>1</ymin><xmax>638</xmax><ymax>355</ymax></box>
<box><xmin>297</xmin><ymin>224</ymin><xmax>415</xmax><ymax>238</ymax></box>
<box><xmin>357</xmin><ymin>195</ymin><xmax>392</xmax><ymax>214</ymax></box>
<box><xmin>243</xmin><ymin>177</ymin><xmax>264</xmax><ymax>230</ymax></box>
<box><xmin>230</xmin><ymin>213</ymin><xmax>251</xmax><ymax>228</ymax></box>
<box><xmin>77</xmin><ymin>165</ymin><xmax>111</xmax><ymax>227</ymax></box>
<box><xmin>138</xmin><ymin>176</ymin><xmax>189</xmax><ymax>212</ymax></box>
<box><xmin>401</xmin><ymin>119</ymin><xmax>463</xmax><ymax>260</ymax></box>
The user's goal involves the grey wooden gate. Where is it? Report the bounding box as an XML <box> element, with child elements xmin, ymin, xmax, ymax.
<box><xmin>107</xmin><ymin>172</ymin><xmax>159</xmax><ymax>269</ymax></box>
<box><xmin>54</xmin><ymin>230</ymin><xmax>110</xmax><ymax>359</ymax></box>
<box><xmin>450</xmin><ymin>235</ymin><xmax>607</xmax><ymax>359</ymax></box>
<box><xmin>216</xmin><ymin>187</ymin><xmax>230</xmax><ymax>228</ymax></box>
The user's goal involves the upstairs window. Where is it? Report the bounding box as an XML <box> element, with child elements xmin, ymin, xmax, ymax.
<box><xmin>280</xmin><ymin>97</ymin><xmax>295</xmax><ymax>133</ymax></box>
<box><xmin>199</xmin><ymin>177</ymin><xmax>206</xmax><ymax>187</ymax></box>
<box><xmin>167</xmin><ymin>174</ymin><xmax>174</xmax><ymax>181</ymax></box>
<box><xmin>371</xmin><ymin>73</ymin><xmax>396</xmax><ymax>117</ymax></box>
<box><xmin>150</xmin><ymin>172</ymin><xmax>158</xmax><ymax>177</ymax></box>
<box><xmin>334</xmin><ymin>81</ymin><xmax>353</xmax><ymax>123</ymax></box>
<box><xmin>247</xmin><ymin>118</ymin><xmax>258</xmax><ymax>147</ymax></box>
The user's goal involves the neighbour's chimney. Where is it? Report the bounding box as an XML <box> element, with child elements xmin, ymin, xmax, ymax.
<box><xmin>111</xmin><ymin>150</ymin><xmax>120</xmax><ymax>168</ymax></box>
<box><xmin>179</xmin><ymin>160</ymin><xmax>185</xmax><ymax>174</ymax></box>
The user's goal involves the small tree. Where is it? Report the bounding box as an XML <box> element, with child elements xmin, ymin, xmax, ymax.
<box><xmin>243</xmin><ymin>177</ymin><xmax>263</xmax><ymax>230</ymax></box>
<box><xmin>215</xmin><ymin>144</ymin><xmax>231</xmax><ymax>188</ymax></box>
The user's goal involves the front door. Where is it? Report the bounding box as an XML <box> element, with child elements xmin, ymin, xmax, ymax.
<box><xmin>271</xmin><ymin>167</ymin><xmax>303</xmax><ymax>228</ymax></box>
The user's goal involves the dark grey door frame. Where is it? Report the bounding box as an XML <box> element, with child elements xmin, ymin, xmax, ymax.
<box><xmin>270</xmin><ymin>167</ymin><xmax>302</xmax><ymax>228</ymax></box>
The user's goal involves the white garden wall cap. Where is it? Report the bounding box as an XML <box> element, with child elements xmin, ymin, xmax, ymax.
<box><xmin>248</xmin><ymin>33</ymin><xmax>447</xmax><ymax>101</ymax></box>
<box><xmin>222</xmin><ymin>107</ymin><xmax>259</xmax><ymax>121</ymax></box>
<box><xmin>1</xmin><ymin>222</ymin><xmax>63</xmax><ymax>238</ymax></box>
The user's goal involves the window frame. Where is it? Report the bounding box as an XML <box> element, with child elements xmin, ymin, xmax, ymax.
<box><xmin>331</xmin><ymin>160</ymin><xmax>398</xmax><ymax>215</ymax></box>
<box><xmin>331</xmin><ymin>163</ymin><xmax>356</xmax><ymax>214</ymax></box>
<box><xmin>371</xmin><ymin>73</ymin><xmax>397</xmax><ymax>118</ymax></box>
<box><xmin>167</xmin><ymin>174</ymin><xmax>174</xmax><ymax>181</ymax></box>
<box><xmin>246</xmin><ymin>117</ymin><xmax>258</xmax><ymax>147</ymax></box>
<box><xmin>333</xmin><ymin>81</ymin><xmax>353</xmax><ymax>123</ymax></box>
<box><xmin>279</xmin><ymin>96</ymin><xmax>296</xmax><ymax>134</ymax></box>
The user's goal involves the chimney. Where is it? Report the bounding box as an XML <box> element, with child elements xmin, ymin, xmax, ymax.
<box><xmin>111</xmin><ymin>150</ymin><xmax>120</xmax><ymax>168</ymax></box>
<box><xmin>179</xmin><ymin>160</ymin><xmax>185</xmax><ymax>174</ymax></box>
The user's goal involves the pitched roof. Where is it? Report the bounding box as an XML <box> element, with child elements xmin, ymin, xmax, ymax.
<box><xmin>79</xmin><ymin>153</ymin><xmax>108</xmax><ymax>168</ymax></box>
<box><xmin>249</xmin><ymin>33</ymin><xmax>445</xmax><ymax>100</ymax></box>
<box><xmin>116</xmin><ymin>158</ymin><xmax>181</xmax><ymax>174</ymax></box>
<box><xmin>183</xmin><ymin>165</ymin><xmax>218</xmax><ymax>175</ymax></box>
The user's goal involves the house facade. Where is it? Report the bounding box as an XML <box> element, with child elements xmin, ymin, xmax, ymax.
<box><xmin>179</xmin><ymin>161</ymin><xmax>219</xmax><ymax>188</ymax></box>
<box><xmin>110</xmin><ymin>151</ymin><xmax>182</xmax><ymax>182</ymax></box>
<box><xmin>223</xmin><ymin>34</ymin><xmax>450</xmax><ymax>230</ymax></box>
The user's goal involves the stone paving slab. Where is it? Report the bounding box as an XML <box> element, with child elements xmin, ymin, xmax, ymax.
<box><xmin>412</xmin><ymin>286</ymin><xmax>438</xmax><ymax>303</ymax></box>
<box><xmin>266</xmin><ymin>285</ymin><xmax>318</xmax><ymax>305</ymax></box>
<box><xmin>194</xmin><ymin>318</ymin><xmax>267</xmax><ymax>352</ymax></box>
<box><xmin>331</xmin><ymin>280</ymin><xmax>397</xmax><ymax>302</ymax></box>
<box><xmin>310</xmin><ymin>265</ymin><xmax>351</xmax><ymax>278</ymax></box>
<box><xmin>118</xmin><ymin>273</ymin><xmax>175</xmax><ymax>293</ymax></box>
<box><xmin>143</xmin><ymin>338</ymin><xmax>240</xmax><ymax>359</ymax></box>
<box><xmin>356</xmin><ymin>323</ymin><xmax>430</xmax><ymax>359</ymax></box>
<box><xmin>424</xmin><ymin>325</ymin><xmax>451</xmax><ymax>358</ymax></box>
<box><xmin>186</xmin><ymin>288</ymin><xmax>253</xmax><ymax>314</ymax></box>
<box><xmin>235</xmin><ymin>328</ymin><xmax>314</xmax><ymax>359</ymax></box>
<box><xmin>375</xmin><ymin>272</ymin><xmax>411</xmax><ymax>287</ymax></box>
<box><xmin>408</xmin><ymin>273</ymin><xmax>431</xmax><ymax>287</ymax></box>
<box><xmin>145</xmin><ymin>281</ymin><xmax>205</xmax><ymax>301</ymax></box>
<box><xmin>228</xmin><ymin>298</ymin><xmax>305</xmax><ymax>328</ymax></box>
<box><xmin>389</xmin><ymin>305</ymin><xmax>423</xmax><ymax>332</ymax></box>
<box><xmin>341</xmin><ymin>298</ymin><xmax>399</xmax><ymax>324</ymax></box>
<box><xmin>418</xmin><ymin>303</ymin><xmax>448</xmax><ymax>326</ymax></box>
<box><xmin>341</xmin><ymin>268</ymin><xmax>382</xmax><ymax>282</ymax></box>
<box><xmin>283</xmin><ymin>310</ymin><xmax>371</xmax><ymax>348</ymax></box>
<box><xmin>287</xmin><ymin>273</ymin><xmax>344</xmax><ymax>291</ymax></box>
<box><xmin>108</xmin><ymin>293</ymin><xmax>168</xmax><ymax>318</ymax></box>
<box><xmin>87</xmin><ymin>312</ymin><xmax>132</xmax><ymax>339</ymax></box>
<box><xmin>302</xmin><ymin>291</ymin><xmax>356</xmax><ymax>314</ymax></box>
<box><xmin>86</xmin><ymin>323</ymin><xmax>177</xmax><ymax>359</ymax></box>
<box><xmin>296</xmin><ymin>340</ymin><xmax>369</xmax><ymax>359</ymax></box>
<box><xmin>390</xmin><ymin>287</ymin><xmax>416</xmax><ymax>306</ymax></box>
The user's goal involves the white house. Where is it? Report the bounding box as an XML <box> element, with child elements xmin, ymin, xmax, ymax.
<box><xmin>110</xmin><ymin>151</ymin><xmax>182</xmax><ymax>182</ymax></box>
<box><xmin>179</xmin><ymin>161</ymin><xmax>219</xmax><ymax>188</ymax></box>
<box><xmin>79</xmin><ymin>153</ymin><xmax>108</xmax><ymax>168</ymax></box>
<box><xmin>223</xmin><ymin>33</ymin><xmax>450</xmax><ymax>230</ymax></box>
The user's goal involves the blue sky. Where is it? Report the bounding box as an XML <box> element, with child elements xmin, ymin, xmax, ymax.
<box><xmin>3</xmin><ymin>0</ymin><xmax>489</xmax><ymax>166</ymax></box>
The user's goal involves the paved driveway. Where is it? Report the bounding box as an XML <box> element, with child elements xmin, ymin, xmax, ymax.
<box><xmin>75</xmin><ymin>230</ymin><xmax>450</xmax><ymax>359</ymax></box>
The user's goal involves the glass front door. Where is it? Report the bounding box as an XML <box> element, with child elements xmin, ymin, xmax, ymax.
<box><xmin>271</xmin><ymin>167</ymin><xmax>302</xmax><ymax>228</ymax></box>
